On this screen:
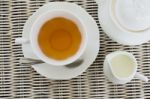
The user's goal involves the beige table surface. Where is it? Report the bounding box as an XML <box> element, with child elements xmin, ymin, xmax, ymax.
<box><xmin>0</xmin><ymin>0</ymin><xmax>150</xmax><ymax>98</ymax></box>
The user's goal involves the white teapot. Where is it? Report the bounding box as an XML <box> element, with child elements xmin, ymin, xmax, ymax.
<box><xmin>96</xmin><ymin>0</ymin><xmax>150</xmax><ymax>45</ymax></box>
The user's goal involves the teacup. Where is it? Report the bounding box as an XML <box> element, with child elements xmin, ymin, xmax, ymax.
<box><xmin>104</xmin><ymin>51</ymin><xmax>148</xmax><ymax>84</ymax></box>
<box><xmin>15</xmin><ymin>10</ymin><xmax>88</xmax><ymax>66</ymax></box>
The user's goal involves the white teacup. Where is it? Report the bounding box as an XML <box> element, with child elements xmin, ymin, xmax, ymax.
<box><xmin>15</xmin><ymin>10</ymin><xmax>88</xmax><ymax>66</ymax></box>
<box><xmin>104</xmin><ymin>51</ymin><xmax>148</xmax><ymax>84</ymax></box>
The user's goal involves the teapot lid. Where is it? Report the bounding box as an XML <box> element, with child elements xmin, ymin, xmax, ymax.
<box><xmin>113</xmin><ymin>0</ymin><xmax>150</xmax><ymax>32</ymax></box>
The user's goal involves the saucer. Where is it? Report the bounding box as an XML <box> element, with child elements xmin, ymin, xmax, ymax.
<box><xmin>97</xmin><ymin>0</ymin><xmax>150</xmax><ymax>45</ymax></box>
<box><xmin>22</xmin><ymin>2</ymin><xmax>99</xmax><ymax>80</ymax></box>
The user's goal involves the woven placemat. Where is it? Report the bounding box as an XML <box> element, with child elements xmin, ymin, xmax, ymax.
<box><xmin>0</xmin><ymin>0</ymin><xmax>150</xmax><ymax>98</ymax></box>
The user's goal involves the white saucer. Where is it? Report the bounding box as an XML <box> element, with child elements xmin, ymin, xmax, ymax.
<box><xmin>22</xmin><ymin>2</ymin><xmax>99</xmax><ymax>80</ymax></box>
<box><xmin>97</xmin><ymin>0</ymin><xmax>150</xmax><ymax>45</ymax></box>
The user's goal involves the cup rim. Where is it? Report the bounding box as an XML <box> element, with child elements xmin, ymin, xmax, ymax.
<box><xmin>30</xmin><ymin>10</ymin><xmax>88</xmax><ymax>66</ymax></box>
<box><xmin>106</xmin><ymin>51</ymin><xmax>137</xmax><ymax>81</ymax></box>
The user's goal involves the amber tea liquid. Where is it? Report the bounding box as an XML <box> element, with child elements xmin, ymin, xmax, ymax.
<box><xmin>38</xmin><ymin>17</ymin><xmax>82</xmax><ymax>60</ymax></box>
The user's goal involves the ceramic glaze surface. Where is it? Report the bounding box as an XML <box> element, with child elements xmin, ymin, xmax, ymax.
<box><xmin>115</xmin><ymin>0</ymin><xmax>150</xmax><ymax>31</ymax></box>
<box><xmin>110</xmin><ymin>54</ymin><xmax>135</xmax><ymax>78</ymax></box>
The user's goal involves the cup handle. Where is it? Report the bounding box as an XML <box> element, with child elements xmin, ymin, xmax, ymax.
<box><xmin>15</xmin><ymin>38</ymin><xmax>29</xmax><ymax>44</ymax></box>
<box><xmin>95</xmin><ymin>0</ymin><xmax>105</xmax><ymax>6</ymax></box>
<box><xmin>95</xmin><ymin>0</ymin><xmax>100</xmax><ymax>5</ymax></box>
<box><xmin>135</xmin><ymin>72</ymin><xmax>148</xmax><ymax>82</ymax></box>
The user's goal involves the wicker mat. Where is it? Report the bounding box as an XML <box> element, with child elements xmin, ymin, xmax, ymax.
<box><xmin>0</xmin><ymin>0</ymin><xmax>150</xmax><ymax>98</ymax></box>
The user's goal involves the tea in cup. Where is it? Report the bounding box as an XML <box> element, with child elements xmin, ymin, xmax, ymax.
<box><xmin>15</xmin><ymin>10</ymin><xmax>88</xmax><ymax>66</ymax></box>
